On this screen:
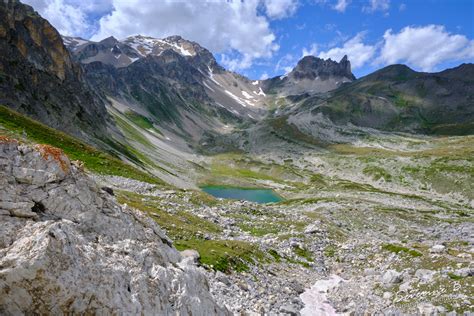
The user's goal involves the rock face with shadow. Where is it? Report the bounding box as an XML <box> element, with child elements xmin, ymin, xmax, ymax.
<box><xmin>261</xmin><ymin>55</ymin><xmax>356</xmax><ymax>96</ymax></box>
<box><xmin>0</xmin><ymin>0</ymin><xmax>109</xmax><ymax>140</ymax></box>
<box><xmin>0</xmin><ymin>137</ymin><xmax>229</xmax><ymax>315</ymax></box>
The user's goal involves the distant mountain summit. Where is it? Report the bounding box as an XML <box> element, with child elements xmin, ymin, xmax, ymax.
<box><xmin>291</xmin><ymin>55</ymin><xmax>355</xmax><ymax>81</ymax></box>
<box><xmin>62</xmin><ymin>34</ymin><xmax>221</xmax><ymax>72</ymax></box>
<box><xmin>294</xmin><ymin>63</ymin><xmax>474</xmax><ymax>135</ymax></box>
<box><xmin>63</xmin><ymin>34</ymin><xmax>271</xmax><ymax>145</ymax></box>
<box><xmin>261</xmin><ymin>55</ymin><xmax>355</xmax><ymax>96</ymax></box>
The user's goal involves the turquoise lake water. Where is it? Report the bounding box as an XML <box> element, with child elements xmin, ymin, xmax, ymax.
<box><xmin>201</xmin><ymin>185</ymin><xmax>283</xmax><ymax>204</ymax></box>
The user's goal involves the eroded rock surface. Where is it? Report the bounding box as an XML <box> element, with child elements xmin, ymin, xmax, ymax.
<box><xmin>0</xmin><ymin>139</ymin><xmax>228</xmax><ymax>315</ymax></box>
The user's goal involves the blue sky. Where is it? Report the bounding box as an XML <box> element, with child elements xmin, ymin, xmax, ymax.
<box><xmin>250</xmin><ymin>0</ymin><xmax>474</xmax><ymax>78</ymax></box>
<box><xmin>23</xmin><ymin>0</ymin><xmax>474</xmax><ymax>79</ymax></box>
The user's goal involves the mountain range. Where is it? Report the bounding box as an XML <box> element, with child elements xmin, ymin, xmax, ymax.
<box><xmin>1</xmin><ymin>1</ymin><xmax>473</xmax><ymax>315</ymax></box>
<box><xmin>1</xmin><ymin>0</ymin><xmax>473</xmax><ymax>186</ymax></box>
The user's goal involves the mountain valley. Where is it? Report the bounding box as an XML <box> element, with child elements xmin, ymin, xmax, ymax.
<box><xmin>0</xmin><ymin>1</ymin><xmax>473</xmax><ymax>315</ymax></box>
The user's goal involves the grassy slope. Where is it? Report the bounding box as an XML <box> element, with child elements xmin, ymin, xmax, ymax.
<box><xmin>0</xmin><ymin>105</ymin><xmax>165</xmax><ymax>185</ymax></box>
<box><xmin>116</xmin><ymin>190</ymin><xmax>268</xmax><ymax>273</ymax></box>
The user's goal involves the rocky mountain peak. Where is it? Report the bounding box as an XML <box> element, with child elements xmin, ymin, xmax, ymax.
<box><xmin>291</xmin><ymin>55</ymin><xmax>355</xmax><ymax>81</ymax></box>
<box><xmin>99</xmin><ymin>35</ymin><xmax>119</xmax><ymax>46</ymax></box>
<box><xmin>261</xmin><ymin>55</ymin><xmax>356</xmax><ymax>95</ymax></box>
<box><xmin>165</xmin><ymin>35</ymin><xmax>184</xmax><ymax>42</ymax></box>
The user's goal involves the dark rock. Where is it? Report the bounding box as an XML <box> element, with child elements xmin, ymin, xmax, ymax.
<box><xmin>101</xmin><ymin>186</ymin><xmax>114</xmax><ymax>196</ymax></box>
<box><xmin>0</xmin><ymin>0</ymin><xmax>110</xmax><ymax>139</ymax></box>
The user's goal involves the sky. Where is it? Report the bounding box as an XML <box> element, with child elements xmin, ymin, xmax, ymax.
<box><xmin>22</xmin><ymin>0</ymin><xmax>474</xmax><ymax>79</ymax></box>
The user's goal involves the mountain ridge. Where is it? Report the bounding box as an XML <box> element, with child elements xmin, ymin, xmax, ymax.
<box><xmin>1</xmin><ymin>2</ymin><xmax>473</xmax><ymax>315</ymax></box>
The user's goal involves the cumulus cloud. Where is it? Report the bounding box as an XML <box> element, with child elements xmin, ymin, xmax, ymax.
<box><xmin>92</xmin><ymin>0</ymin><xmax>290</xmax><ymax>71</ymax></box>
<box><xmin>23</xmin><ymin>0</ymin><xmax>302</xmax><ymax>71</ymax></box>
<box><xmin>22</xmin><ymin>0</ymin><xmax>107</xmax><ymax>36</ymax></box>
<box><xmin>334</xmin><ymin>0</ymin><xmax>350</xmax><ymax>12</ymax></box>
<box><xmin>376</xmin><ymin>25</ymin><xmax>474</xmax><ymax>71</ymax></box>
<box><xmin>318</xmin><ymin>33</ymin><xmax>376</xmax><ymax>69</ymax></box>
<box><xmin>362</xmin><ymin>0</ymin><xmax>390</xmax><ymax>13</ymax></box>
<box><xmin>259</xmin><ymin>72</ymin><xmax>270</xmax><ymax>80</ymax></box>
<box><xmin>275</xmin><ymin>53</ymin><xmax>298</xmax><ymax>74</ymax></box>
<box><xmin>263</xmin><ymin>0</ymin><xmax>299</xmax><ymax>19</ymax></box>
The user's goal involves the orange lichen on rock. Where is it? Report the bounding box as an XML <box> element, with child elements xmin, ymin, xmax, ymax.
<box><xmin>0</xmin><ymin>135</ymin><xmax>18</xmax><ymax>144</ymax></box>
<box><xmin>35</xmin><ymin>144</ymin><xmax>70</xmax><ymax>172</ymax></box>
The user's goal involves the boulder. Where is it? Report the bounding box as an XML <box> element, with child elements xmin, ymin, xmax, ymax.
<box><xmin>417</xmin><ymin>303</ymin><xmax>446</xmax><ymax>315</ymax></box>
<box><xmin>304</xmin><ymin>223</ymin><xmax>319</xmax><ymax>234</ymax></box>
<box><xmin>0</xmin><ymin>140</ymin><xmax>229</xmax><ymax>315</ymax></box>
<box><xmin>180</xmin><ymin>249</ymin><xmax>200</xmax><ymax>264</ymax></box>
<box><xmin>415</xmin><ymin>269</ymin><xmax>436</xmax><ymax>283</ymax></box>
<box><xmin>381</xmin><ymin>270</ymin><xmax>403</xmax><ymax>284</ymax></box>
<box><xmin>430</xmin><ymin>244</ymin><xmax>445</xmax><ymax>253</ymax></box>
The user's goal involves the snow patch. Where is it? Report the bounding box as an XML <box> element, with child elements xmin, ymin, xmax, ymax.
<box><xmin>257</xmin><ymin>87</ymin><xmax>266</xmax><ymax>96</ymax></box>
<box><xmin>230</xmin><ymin>109</ymin><xmax>240</xmax><ymax>116</ymax></box>
<box><xmin>224</xmin><ymin>90</ymin><xmax>256</xmax><ymax>107</ymax></box>
<box><xmin>203</xmin><ymin>81</ymin><xmax>215</xmax><ymax>92</ymax></box>
<box><xmin>251</xmin><ymin>80</ymin><xmax>259</xmax><ymax>85</ymax></box>
<box><xmin>208</xmin><ymin>66</ymin><xmax>222</xmax><ymax>87</ymax></box>
<box><xmin>163</xmin><ymin>39</ymin><xmax>194</xmax><ymax>56</ymax></box>
<box><xmin>241</xmin><ymin>91</ymin><xmax>254</xmax><ymax>99</ymax></box>
<box><xmin>300</xmin><ymin>275</ymin><xmax>344</xmax><ymax>316</ymax></box>
<box><xmin>74</xmin><ymin>38</ymin><xmax>89</xmax><ymax>46</ymax></box>
<box><xmin>225</xmin><ymin>90</ymin><xmax>247</xmax><ymax>107</ymax></box>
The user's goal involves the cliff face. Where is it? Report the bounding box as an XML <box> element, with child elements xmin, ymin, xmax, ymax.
<box><xmin>0</xmin><ymin>137</ymin><xmax>229</xmax><ymax>315</ymax></box>
<box><xmin>261</xmin><ymin>55</ymin><xmax>356</xmax><ymax>96</ymax></box>
<box><xmin>0</xmin><ymin>0</ymin><xmax>109</xmax><ymax>139</ymax></box>
<box><xmin>291</xmin><ymin>55</ymin><xmax>355</xmax><ymax>81</ymax></box>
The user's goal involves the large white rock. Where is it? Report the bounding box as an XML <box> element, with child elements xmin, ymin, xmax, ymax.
<box><xmin>381</xmin><ymin>270</ymin><xmax>402</xmax><ymax>284</ymax></box>
<box><xmin>430</xmin><ymin>244</ymin><xmax>445</xmax><ymax>253</ymax></box>
<box><xmin>415</xmin><ymin>269</ymin><xmax>436</xmax><ymax>283</ymax></box>
<box><xmin>0</xmin><ymin>140</ymin><xmax>229</xmax><ymax>315</ymax></box>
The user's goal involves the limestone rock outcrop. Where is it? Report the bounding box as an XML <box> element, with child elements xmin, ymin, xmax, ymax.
<box><xmin>0</xmin><ymin>138</ymin><xmax>229</xmax><ymax>315</ymax></box>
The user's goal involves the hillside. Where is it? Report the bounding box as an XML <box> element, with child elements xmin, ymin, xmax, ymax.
<box><xmin>0</xmin><ymin>0</ymin><xmax>473</xmax><ymax>314</ymax></box>
<box><xmin>290</xmin><ymin>63</ymin><xmax>474</xmax><ymax>135</ymax></box>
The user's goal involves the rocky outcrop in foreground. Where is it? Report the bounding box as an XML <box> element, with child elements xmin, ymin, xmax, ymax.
<box><xmin>0</xmin><ymin>137</ymin><xmax>228</xmax><ymax>315</ymax></box>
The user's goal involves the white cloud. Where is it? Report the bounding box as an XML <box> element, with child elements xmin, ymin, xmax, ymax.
<box><xmin>263</xmin><ymin>0</ymin><xmax>299</xmax><ymax>19</ymax></box>
<box><xmin>376</xmin><ymin>25</ymin><xmax>474</xmax><ymax>71</ymax></box>
<box><xmin>275</xmin><ymin>53</ymin><xmax>297</xmax><ymax>74</ymax></box>
<box><xmin>334</xmin><ymin>0</ymin><xmax>350</xmax><ymax>12</ymax></box>
<box><xmin>259</xmin><ymin>72</ymin><xmax>270</xmax><ymax>80</ymax></box>
<box><xmin>22</xmin><ymin>0</ymin><xmax>106</xmax><ymax>36</ymax></box>
<box><xmin>23</xmin><ymin>0</ymin><xmax>297</xmax><ymax>71</ymax></box>
<box><xmin>318</xmin><ymin>33</ymin><xmax>376</xmax><ymax>69</ymax></box>
<box><xmin>302</xmin><ymin>43</ymin><xmax>318</xmax><ymax>57</ymax></box>
<box><xmin>90</xmin><ymin>0</ymin><xmax>283</xmax><ymax>71</ymax></box>
<box><xmin>362</xmin><ymin>0</ymin><xmax>390</xmax><ymax>13</ymax></box>
<box><xmin>399</xmin><ymin>3</ymin><xmax>406</xmax><ymax>11</ymax></box>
